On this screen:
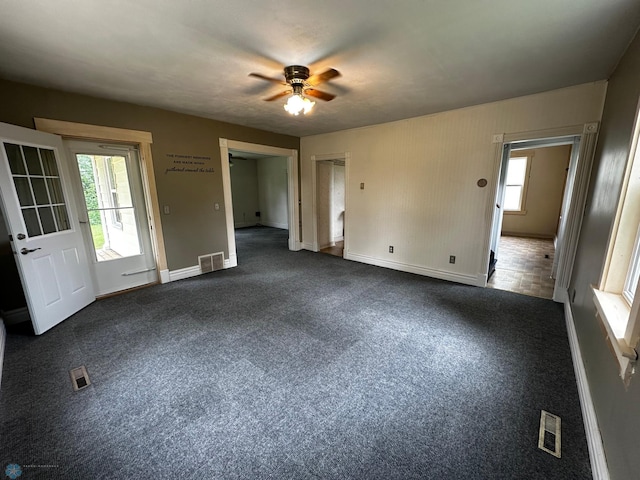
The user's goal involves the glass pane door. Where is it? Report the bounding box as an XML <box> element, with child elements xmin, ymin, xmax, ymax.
<box><xmin>3</xmin><ymin>142</ymin><xmax>71</xmax><ymax>237</ymax></box>
<box><xmin>76</xmin><ymin>153</ymin><xmax>142</xmax><ymax>262</ymax></box>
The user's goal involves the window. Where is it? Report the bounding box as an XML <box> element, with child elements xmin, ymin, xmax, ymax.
<box><xmin>504</xmin><ymin>155</ymin><xmax>529</xmax><ymax>212</ymax></box>
<box><xmin>593</xmin><ymin>100</ymin><xmax>640</xmax><ymax>386</ymax></box>
<box><xmin>623</xmin><ymin>225</ymin><xmax>640</xmax><ymax>305</ymax></box>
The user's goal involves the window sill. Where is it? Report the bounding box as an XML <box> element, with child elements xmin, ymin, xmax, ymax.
<box><xmin>504</xmin><ymin>210</ymin><xmax>527</xmax><ymax>215</ymax></box>
<box><xmin>592</xmin><ymin>287</ymin><xmax>638</xmax><ymax>385</ymax></box>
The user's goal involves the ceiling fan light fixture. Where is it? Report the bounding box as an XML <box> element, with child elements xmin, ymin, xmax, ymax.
<box><xmin>284</xmin><ymin>93</ymin><xmax>315</xmax><ymax>115</ymax></box>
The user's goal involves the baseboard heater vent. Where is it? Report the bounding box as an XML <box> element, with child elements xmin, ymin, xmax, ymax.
<box><xmin>199</xmin><ymin>252</ymin><xmax>224</xmax><ymax>273</ymax></box>
<box><xmin>70</xmin><ymin>366</ymin><xmax>91</xmax><ymax>391</ymax></box>
<box><xmin>538</xmin><ymin>410</ymin><xmax>561</xmax><ymax>458</ymax></box>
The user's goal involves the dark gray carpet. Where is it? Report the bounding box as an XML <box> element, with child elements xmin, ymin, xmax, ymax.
<box><xmin>1</xmin><ymin>226</ymin><xmax>591</xmax><ymax>479</ymax></box>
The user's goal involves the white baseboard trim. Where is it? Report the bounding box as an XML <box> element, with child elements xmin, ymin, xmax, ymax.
<box><xmin>159</xmin><ymin>269</ymin><xmax>170</xmax><ymax>284</ymax></box>
<box><xmin>345</xmin><ymin>252</ymin><xmax>479</xmax><ymax>287</ymax></box>
<box><xmin>0</xmin><ymin>319</ymin><xmax>5</xmax><ymax>390</ymax></box>
<box><xmin>235</xmin><ymin>222</ymin><xmax>259</xmax><ymax>229</ymax></box>
<box><xmin>302</xmin><ymin>242</ymin><xmax>315</xmax><ymax>251</ymax></box>
<box><xmin>260</xmin><ymin>221</ymin><xmax>288</xmax><ymax>230</ymax></box>
<box><xmin>564</xmin><ymin>300</ymin><xmax>610</xmax><ymax>480</ymax></box>
<box><xmin>334</xmin><ymin>235</ymin><xmax>344</xmax><ymax>242</ymax></box>
<box><xmin>168</xmin><ymin>255</ymin><xmax>237</xmax><ymax>282</ymax></box>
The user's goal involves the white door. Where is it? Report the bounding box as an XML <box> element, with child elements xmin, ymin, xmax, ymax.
<box><xmin>65</xmin><ymin>141</ymin><xmax>157</xmax><ymax>296</ymax></box>
<box><xmin>0</xmin><ymin>122</ymin><xmax>95</xmax><ymax>335</ymax></box>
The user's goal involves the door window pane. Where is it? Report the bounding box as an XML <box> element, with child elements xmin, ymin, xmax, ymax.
<box><xmin>22</xmin><ymin>208</ymin><xmax>41</xmax><ymax>237</ymax></box>
<box><xmin>47</xmin><ymin>177</ymin><xmax>64</xmax><ymax>204</ymax></box>
<box><xmin>39</xmin><ymin>206</ymin><xmax>56</xmax><ymax>234</ymax></box>
<box><xmin>23</xmin><ymin>146</ymin><xmax>43</xmax><ymax>175</ymax></box>
<box><xmin>13</xmin><ymin>177</ymin><xmax>34</xmax><ymax>206</ymax></box>
<box><xmin>4</xmin><ymin>143</ymin><xmax>27</xmax><ymax>175</ymax></box>
<box><xmin>31</xmin><ymin>177</ymin><xmax>50</xmax><ymax>205</ymax></box>
<box><xmin>76</xmin><ymin>153</ymin><xmax>142</xmax><ymax>262</ymax></box>
<box><xmin>40</xmin><ymin>149</ymin><xmax>59</xmax><ymax>176</ymax></box>
<box><xmin>3</xmin><ymin>142</ymin><xmax>71</xmax><ymax>237</ymax></box>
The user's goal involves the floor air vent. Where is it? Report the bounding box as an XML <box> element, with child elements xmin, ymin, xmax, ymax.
<box><xmin>70</xmin><ymin>366</ymin><xmax>91</xmax><ymax>391</ymax></box>
<box><xmin>538</xmin><ymin>410</ymin><xmax>561</xmax><ymax>458</ymax></box>
<box><xmin>199</xmin><ymin>252</ymin><xmax>224</xmax><ymax>273</ymax></box>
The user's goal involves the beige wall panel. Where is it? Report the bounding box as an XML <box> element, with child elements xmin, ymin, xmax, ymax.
<box><xmin>301</xmin><ymin>81</ymin><xmax>606</xmax><ymax>281</ymax></box>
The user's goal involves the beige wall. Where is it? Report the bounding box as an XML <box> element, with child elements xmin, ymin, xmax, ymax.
<box><xmin>301</xmin><ymin>81</ymin><xmax>606</xmax><ymax>284</ymax></box>
<box><xmin>569</xmin><ymin>30</ymin><xmax>640</xmax><ymax>480</ymax></box>
<box><xmin>257</xmin><ymin>156</ymin><xmax>288</xmax><ymax>229</ymax></box>
<box><xmin>230</xmin><ymin>158</ymin><xmax>259</xmax><ymax>228</ymax></box>
<box><xmin>0</xmin><ymin>79</ymin><xmax>299</xmax><ymax>271</ymax></box>
<box><xmin>502</xmin><ymin>145</ymin><xmax>571</xmax><ymax>238</ymax></box>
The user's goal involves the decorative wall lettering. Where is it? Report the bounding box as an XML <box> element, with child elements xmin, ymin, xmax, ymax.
<box><xmin>164</xmin><ymin>153</ymin><xmax>215</xmax><ymax>174</ymax></box>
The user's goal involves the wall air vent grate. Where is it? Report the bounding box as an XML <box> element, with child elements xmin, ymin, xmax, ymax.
<box><xmin>198</xmin><ymin>252</ymin><xmax>224</xmax><ymax>273</ymax></box>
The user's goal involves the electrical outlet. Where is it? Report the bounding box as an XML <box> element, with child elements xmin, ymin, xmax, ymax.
<box><xmin>389</xmin><ymin>246</ymin><xmax>394</xmax><ymax>253</ymax></box>
<box><xmin>449</xmin><ymin>255</ymin><xmax>456</xmax><ymax>264</ymax></box>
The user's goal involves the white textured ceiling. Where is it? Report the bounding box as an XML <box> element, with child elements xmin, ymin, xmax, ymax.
<box><xmin>1</xmin><ymin>1</ymin><xmax>639</xmax><ymax>137</ymax></box>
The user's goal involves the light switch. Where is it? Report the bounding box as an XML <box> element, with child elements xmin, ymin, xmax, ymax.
<box><xmin>360</xmin><ymin>182</ymin><xmax>365</xmax><ymax>190</ymax></box>
<box><xmin>163</xmin><ymin>205</ymin><xmax>170</xmax><ymax>215</ymax></box>
<box><xmin>214</xmin><ymin>203</ymin><xmax>220</xmax><ymax>211</ymax></box>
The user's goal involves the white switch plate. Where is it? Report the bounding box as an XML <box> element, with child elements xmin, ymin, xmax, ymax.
<box><xmin>163</xmin><ymin>205</ymin><xmax>170</xmax><ymax>214</ymax></box>
<box><xmin>214</xmin><ymin>203</ymin><xmax>220</xmax><ymax>211</ymax></box>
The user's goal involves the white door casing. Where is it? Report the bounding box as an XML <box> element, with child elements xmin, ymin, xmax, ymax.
<box><xmin>0</xmin><ymin>122</ymin><xmax>95</xmax><ymax>334</ymax></box>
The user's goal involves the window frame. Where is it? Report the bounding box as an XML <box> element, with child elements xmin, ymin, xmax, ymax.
<box><xmin>503</xmin><ymin>153</ymin><xmax>532</xmax><ymax>215</ymax></box>
<box><xmin>593</xmin><ymin>97</ymin><xmax>640</xmax><ymax>386</ymax></box>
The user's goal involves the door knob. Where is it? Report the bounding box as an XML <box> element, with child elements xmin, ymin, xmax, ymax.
<box><xmin>20</xmin><ymin>247</ymin><xmax>42</xmax><ymax>255</ymax></box>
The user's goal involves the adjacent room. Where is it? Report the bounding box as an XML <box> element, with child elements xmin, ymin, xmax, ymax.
<box><xmin>1</xmin><ymin>2</ymin><xmax>640</xmax><ymax>479</ymax></box>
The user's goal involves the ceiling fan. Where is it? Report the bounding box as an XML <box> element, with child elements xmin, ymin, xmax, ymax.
<box><xmin>249</xmin><ymin>65</ymin><xmax>341</xmax><ymax>115</ymax></box>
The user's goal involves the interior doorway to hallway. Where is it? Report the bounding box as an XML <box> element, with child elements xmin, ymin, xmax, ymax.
<box><xmin>315</xmin><ymin>159</ymin><xmax>346</xmax><ymax>258</ymax></box>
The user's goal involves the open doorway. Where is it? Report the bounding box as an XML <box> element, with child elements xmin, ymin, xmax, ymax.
<box><xmin>488</xmin><ymin>144</ymin><xmax>572</xmax><ymax>299</ymax></box>
<box><xmin>316</xmin><ymin>159</ymin><xmax>345</xmax><ymax>257</ymax></box>
<box><xmin>485</xmin><ymin>123</ymin><xmax>598</xmax><ymax>303</ymax></box>
<box><xmin>228</xmin><ymin>149</ymin><xmax>290</xmax><ymax>251</ymax></box>
<box><xmin>218</xmin><ymin>139</ymin><xmax>300</xmax><ymax>267</ymax></box>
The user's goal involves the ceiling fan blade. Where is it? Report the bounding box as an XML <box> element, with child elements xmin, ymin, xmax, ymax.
<box><xmin>249</xmin><ymin>72</ymin><xmax>287</xmax><ymax>85</ymax></box>
<box><xmin>304</xmin><ymin>88</ymin><xmax>336</xmax><ymax>102</ymax></box>
<box><xmin>264</xmin><ymin>90</ymin><xmax>291</xmax><ymax>101</ymax></box>
<box><xmin>306</xmin><ymin>68</ymin><xmax>341</xmax><ymax>86</ymax></box>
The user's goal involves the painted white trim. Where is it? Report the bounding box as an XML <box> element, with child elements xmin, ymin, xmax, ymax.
<box><xmin>0</xmin><ymin>319</ymin><xmax>5</xmax><ymax>390</ymax></box>
<box><xmin>159</xmin><ymin>269</ymin><xmax>170</xmax><ymax>284</ymax></box>
<box><xmin>219</xmin><ymin>139</ymin><xmax>301</xmax><ymax>260</ymax></box>
<box><xmin>564</xmin><ymin>300</ymin><xmax>610</xmax><ymax>480</ymax></box>
<box><xmin>346</xmin><ymin>252</ymin><xmax>479</xmax><ymax>286</ymax></box>
<box><xmin>311</xmin><ymin>152</ymin><xmax>350</xmax><ymax>254</ymax></box>
<box><xmin>168</xmin><ymin>256</ymin><xmax>236</xmax><ymax>282</ymax></box>
<box><xmin>302</xmin><ymin>242</ymin><xmax>315</xmax><ymax>251</ymax></box>
<box><xmin>260</xmin><ymin>221</ymin><xmax>288</xmax><ymax>230</ymax></box>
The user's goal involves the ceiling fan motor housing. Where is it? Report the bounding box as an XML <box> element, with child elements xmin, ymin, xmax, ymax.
<box><xmin>284</xmin><ymin>65</ymin><xmax>310</xmax><ymax>84</ymax></box>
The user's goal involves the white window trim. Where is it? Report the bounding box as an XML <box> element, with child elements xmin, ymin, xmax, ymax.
<box><xmin>593</xmin><ymin>98</ymin><xmax>640</xmax><ymax>386</ymax></box>
<box><xmin>503</xmin><ymin>153</ymin><xmax>532</xmax><ymax>215</ymax></box>
<box><xmin>623</xmin><ymin>225</ymin><xmax>640</xmax><ymax>305</ymax></box>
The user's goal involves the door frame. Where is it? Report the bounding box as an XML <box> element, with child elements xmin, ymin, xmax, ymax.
<box><xmin>483</xmin><ymin>122</ymin><xmax>599</xmax><ymax>302</ymax></box>
<box><xmin>311</xmin><ymin>152</ymin><xmax>350</xmax><ymax>254</ymax></box>
<box><xmin>34</xmin><ymin>118</ymin><xmax>169</xmax><ymax>283</ymax></box>
<box><xmin>219</xmin><ymin>138</ymin><xmax>300</xmax><ymax>263</ymax></box>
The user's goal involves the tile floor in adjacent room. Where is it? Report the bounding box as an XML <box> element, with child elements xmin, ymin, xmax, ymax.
<box><xmin>488</xmin><ymin>235</ymin><xmax>556</xmax><ymax>299</ymax></box>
